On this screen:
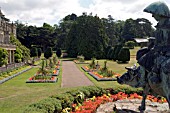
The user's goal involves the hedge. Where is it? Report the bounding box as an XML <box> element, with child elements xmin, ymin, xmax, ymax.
<box><xmin>23</xmin><ymin>86</ymin><xmax>142</xmax><ymax>113</ymax></box>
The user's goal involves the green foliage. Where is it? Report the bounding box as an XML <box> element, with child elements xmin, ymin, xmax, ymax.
<box><xmin>37</xmin><ymin>48</ymin><xmax>42</xmax><ymax>58</ymax></box>
<box><xmin>44</xmin><ymin>47</ymin><xmax>53</xmax><ymax>59</ymax></box>
<box><xmin>117</xmin><ymin>47</ymin><xmax>130</xmax><ymax>62</ymax></box>
<box><xmin>107</xmin><ymin>47</ymin><xmax>114</xmax><ymax>60</ymax></box>
<box><xmin>56</xmin><ymin>48</ymin><xmax>62</xmax><ymax>57</ymax></box>
<box><xmin>105</xmin><ymin>45</ymin><xmax>112</xmax><ymax>58</ymax></box>
<box><xmin>125</xmin><ymin>41</ymin><xmax>135</xmax><ymax>49</ymax></box>
<box><xmin>15</xmin><ymin>47</ymin><xmax>23</xmax><ymax>63</ymax></box>
<box><xmin>37</xmin><ymin>59</ymin><xmax>48</xmax><ymax>75</ymax></box>
<box><xmin>10</xmin><ymin>34</ymin><xmax>30</xmax><ymax>61</ymax></box>
<box><xmin>30</xmin><ymin>47</ymin><xmax>38</xmax><ymax>57</ymax></box>
<box><xmin>23</xmin><ymin>86</ymin><xmax>143</xmax><ymax>113</ymax></box>
<box><xmin>89</xmin><ymin>58</ymin><xmax>96</xmax><ymax>69</ymax></box>
<box><xmin>103</xmin><ymin>60</ymin><xmax>107</xmax><ymax>71</ymax></box>
<box><xmin>49</xmin><ymin>58</ymin><xmax>54</xmax><ymax>69</ymax></box>
<box><xmin>77</xmin><ymin>55</ymin><xmax>85</xmax><ymax>62</ymax></box>
<box><xmin>112</xmin><ymin>45</ymin><xmax>123</xmax><ymax>61</ymax></box>
<box><xmin>67</xmin><ymin>14</ymin><xmax>108</xmax><ymax>59</ymax></box>
<box><xmin>24</xmin><ymin>98</ymin><xmax>62</xmax><ymax>113</ymax></box>
<box><xmin>51</xmin><ymin>93</ymin><xmax>74</xmax><ymax>109</ymax></box>
<box><xmin>53</xmin><ymin>56</ymin><xmax>57</xmax><ymax>65</ymax></box>
<box><xmin>121</xmin><ymin>18</ymin><xmax>154</xmax><ymax>41</ymax></box>
<box><xmin>0</xmin><ymin>48</ymin><xmax>8</xmax><ymax>66</ymax></box>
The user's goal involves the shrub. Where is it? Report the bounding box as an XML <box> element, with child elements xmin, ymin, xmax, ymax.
<box><xmin>125</xmin><ymin>41</ymin><xmax>135</xmax><ymax>49</ymax></box>
<box><xmin>113</xmin><ymin>45</ymin><xmax>123</xmax><ymax>61</ymax></box>
<box><xmin>24</xmin><ymin>98</ymin><xmax>62</xmax><ymax>113</ymax></box>
<box><xmin>23</xmin><ymin>86</ymin><xmax>142</xmax><ymax>113</ymax></box>
<box><xmin>30</xmin><ymin>47</ymin><xmax>38</xmax><ymax>58</ymax></box>
<box><xmin>117</xmin><ymin>47</ymin><xmax>130</xmax><ymax>63</ymax></box>
<box><xmin>53</xmin><ymin>56</ymin><xmax>57</xmax><ymax>65</ymax></box>
<box><xmin>56</xmin><ymin>48</ymin><xmax>62</xmax><ymax>57</ymax></box>
<box><xmin>37</xmin><ymin>48</ymin><xmax>42</xmax><ymax>58</ymax></box>
<box><xmin>89</xmin><ymin>58</ymin><xmax>96</xmax><ymax>69</ymax></box>
<box><xmin>0</xmin><ymin>48</ymin><xmax>8</xmax><ymax>66</ymax></box>
<box><xmin>49</xmin><ymin>58</ymin><xmax>54</xmax><ymax>68</ymax></box>
<box><xmin>51</xmin><ymin>93</ymin><xmax>74</xmax><ymax>109</ymax></box>
<box><xmin>44</xmin><ymin>47</ymin><xmax>53</xmax><ymax>59</ymax></box>
<box><xmin>77</xmin><ymin>55</ymin><xmax>85</xmax><ymax>62</ymax></box>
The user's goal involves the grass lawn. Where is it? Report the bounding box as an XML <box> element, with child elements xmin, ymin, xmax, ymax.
<box><xmin>0</xmin><ymin>67</ymin><xmax>73</xmax><ymax>113</ymax></box>
<box><xmin>0</xmin><ymin>47</ymin><xmax>141</xmax><ymax>113</ymax></box>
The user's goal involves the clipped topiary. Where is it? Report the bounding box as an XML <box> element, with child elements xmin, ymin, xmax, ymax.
<box><xmin>37</xmin><ymin>48</ymin><xmax>42</xmax><ymax>58</ymax></box>
<box><xmin>56</xmin><ymin>48</ymin><xmax>62</xmax><ymax>57</ymax></box>
<box><xmin>30</xmin><ymin>47</ymin><xmax>38</xmax><ymax>58</ymax></box>
<box><xmin>117</xmin><ymin>47</ymin><xmax>130</xmax><ymax>63</ymax></box>
<box><xmin>125</xmin><ymin>41</ymin><xmax>135</xmax><ymax>49</ymax></box>
<box><xmin>44</xmin><ymin>47</ymin><xmax>53</xmax><ymax>59</ymax></box>
<box><xmin>113</xmin><ymin>45</ymin><xmax>123</xmax><ymax>61</ymax></box>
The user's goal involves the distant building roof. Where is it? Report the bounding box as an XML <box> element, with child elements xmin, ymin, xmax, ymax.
<box><xmin>147</xmin><ymin>37</ymin><xmax>155</xmax><ymax>40</ymax></box>
<box><xmin>134</xmin><ymin>38</ymin><xmax>149</xmax><ymax>43</ymax></box>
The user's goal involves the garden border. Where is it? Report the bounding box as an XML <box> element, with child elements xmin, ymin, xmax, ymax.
<box><xmin>88</xmin><ymin>72</ymin><xmax>117</xmax><ymax>81</ymax></box>
<box><xmin>0</xmin><ymin>67</ymin><xmax>33</xmax><ymax>84</ymax></box>
<box><xmin>26</xmin><ymin>77</ymin><xmax>58</xmax><ymax>83</ymax></box>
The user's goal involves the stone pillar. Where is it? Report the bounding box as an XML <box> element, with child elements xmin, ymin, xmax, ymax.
<box><xmin>11</xmin><ymin>50</ymin><xmax>14</xmax><ymax>63</ymax></box>
<box><xmin>8</xmin><ymin>50</ymin><xmax>11</xmax><ymax>64</ymax></box>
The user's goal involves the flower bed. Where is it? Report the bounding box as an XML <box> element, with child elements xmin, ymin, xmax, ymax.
<box><xmin>0</xmin><ymin>66</ymin><xmax>32</xmax><ymax>84</ymax></box>
<box><xmin>88</xmin><ymin>72</ymin><xmax>120</xmax><ymax>81</ymax></box>
<box><xmin>52</xmin><ymin>69</ymin><xmax>60</xmax><ymax>76</ymax></box>
<box><xmin>70</xmin><ymin>92</ymin><xmax>167</xmax><ymax>113</ymax></box>
<box><xmin>81</xmin><ymin>66</ymin><xmax>90</xmax><ymax>72</ymax></box>
<box><xmin>26</xmin><ymin>75</ymin><xmax>57</xmax><ymax>83</ymax></box>
<box><xmin>74</xmin><ymin>60</ymin><xmax>89</xmax><ymax>64</ymax></box>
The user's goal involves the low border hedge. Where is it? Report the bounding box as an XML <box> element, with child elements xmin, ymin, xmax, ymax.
<box><xmin>23</xmin><ymin>86</ymin><xmax>142</xmax><ymax>113</ymax></box>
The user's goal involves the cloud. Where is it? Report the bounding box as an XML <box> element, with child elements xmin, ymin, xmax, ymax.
<box><xmin>1</xmin><ymin>0</ymin><xmax>170</xmax><ymax>27</ymax></box>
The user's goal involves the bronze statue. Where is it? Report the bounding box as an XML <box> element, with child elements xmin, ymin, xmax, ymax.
<box><xmin>117</xmin><ymin>1</ymin><xmax>170</xmax><ymax>111</ymax></box>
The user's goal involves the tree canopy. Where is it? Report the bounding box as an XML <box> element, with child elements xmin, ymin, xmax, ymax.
<box><xmin>15</xmin><ymin>13</ymin><xmax>155</xmax><ymax>59</ymax></box>
<box><xmin>66</xmin><ymin>14</ymin><xmax>109</xmax><ymax>59</ymax></box>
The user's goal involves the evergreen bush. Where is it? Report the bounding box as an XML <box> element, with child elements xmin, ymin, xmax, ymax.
<box><xmin>117</xmin><ymin>47</ymin><xmax>130</xmax><ymax>63</ymax></box>
<box><xmin>37</xmin><ymin>48</ymin><xmax>42</xmax><ymax>58</ymax></box>
<box><xmin>125</xmin><ymin>41</ymin><xmax>135</xmax><ymax>49</ymax></box>
<box><xmin>113</xmin><ymin>45</ymin><xmax>123</xmax><ymax>61</ymax></box>
<box><xmin>44</xmin><ymin>47</ymin><xmax>53</xmax><ymax>59</ymax></box>
<box><xmin>30</xmin><ymin>47</ymin><xmax>38</xmax><ymax>58</ymax></box>
<box><xmin>56</xmin><ymin>48</ymin><xmax>62</xmax><ymax>57</ymax></box>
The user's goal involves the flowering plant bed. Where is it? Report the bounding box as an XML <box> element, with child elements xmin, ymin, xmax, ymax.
<box><xmin>88</xmin><ymin>71</ymin><xmax>120</xmax><ymax>81</ymax></box>
<box><xmin>81</xmin><ymin>66</ymin><xmax>90</xmax><ymax>72</ymax></box>
<box><xmin>26</xmin><ymin>75</ymin><xmax>57</xmax><ymax>83</ymax></box>
<box><xmin>52</xmin><ymin>69</ymin><xmax>60</xmax><ymax>76</ymax></box>
<box><xmin>69</xmin><ymin>92</ymin><xmax>167</xmax><ymax>113</ymax></box>
<box><xmin>74</xmin><ymin>60</ymin><xmax>89</xmax><ymax>64</ymax></box>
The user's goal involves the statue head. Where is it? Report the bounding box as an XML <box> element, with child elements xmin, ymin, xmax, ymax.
<box><xmin>144</xmin><ymin>2</ymin><xmax>170</xmax><ymax>21</ymax></box>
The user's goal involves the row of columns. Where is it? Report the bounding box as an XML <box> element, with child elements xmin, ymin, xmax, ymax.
<box><xmin>8</xmin><ymin>50</ymin><xmax>15</xmax><ymax>64</ymax></box>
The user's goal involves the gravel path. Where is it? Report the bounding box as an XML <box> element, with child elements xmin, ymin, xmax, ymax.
<box><xmin>61</xmin><ymin>61</ymin><xmax>94</xmax><ymax>88</ymax></box>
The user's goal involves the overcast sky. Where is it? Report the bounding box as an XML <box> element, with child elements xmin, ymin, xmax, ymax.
<box><xmin>1</xmin><ymin>0</ymin><xmax>170</xmax><ymax>27</ymax></box>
